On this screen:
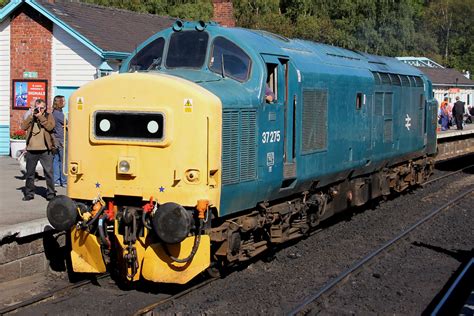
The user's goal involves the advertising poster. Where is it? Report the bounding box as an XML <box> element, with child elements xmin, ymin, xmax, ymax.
<box><xmin>12</xmin><ymin>80</ymin><xmax>48</xmax><ymax>109</ymax></box>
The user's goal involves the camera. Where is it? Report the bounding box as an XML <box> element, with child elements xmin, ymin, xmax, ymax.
<box><xmin>33</xmin><ymin>107</ymin><xmax>40</xmax><ymax>115</ymax></box>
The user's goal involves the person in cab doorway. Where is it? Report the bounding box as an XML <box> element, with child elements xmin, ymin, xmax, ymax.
<box><xmin>452</xmin><ymin>96</ymin><xmax>465</xmax><ymax>130</ymax></box>
<box><xmin>52</xmin><ymin>95</ymin><xmax>67</xmax><ymax>187</ymax></box>
<box><xmin>21</xmin><ymin>99</ymin><xmax>56</xmax><ymax>201</ymax></box>
<box><xmin>265</xmin><ymin>83</ymin><xmax>275</xmax><ymax>103</ymax></box>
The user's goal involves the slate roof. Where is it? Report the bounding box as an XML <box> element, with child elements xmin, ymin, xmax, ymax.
<box><xmin>37</xmin><ymin>0</ymin><xmax>176</xmax><ymax>53</ymax></box>
<box><xmin>417</xmin><ymin>67</ymin><xmax>474</xmax><ymax>86</ymax></box>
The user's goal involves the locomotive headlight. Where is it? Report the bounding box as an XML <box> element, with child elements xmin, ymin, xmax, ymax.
<box><xmin>119</xmin><ymin>160</ymin><xmax>130</xmax><ymax>173</ymax></box>
<box><xmin>117</xmin><ymin>157</ymin><xmax>136</xmax><ymax>176</ymax></box>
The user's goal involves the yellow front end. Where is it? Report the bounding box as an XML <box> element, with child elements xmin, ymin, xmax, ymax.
<box><xmin>66</xmin><ymin>73</ymin><xmax>221</xmax><ymax>284</ymax></box>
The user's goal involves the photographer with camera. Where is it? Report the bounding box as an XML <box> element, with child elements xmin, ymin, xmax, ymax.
<box><xmin>20</xmin><ymin>98</ymin><xmax>56</xmax><ymax>201</ymax></box>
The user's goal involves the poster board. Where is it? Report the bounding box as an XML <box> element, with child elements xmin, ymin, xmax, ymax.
<box><xmin>12</xmin><ymin>79</ymin><xmax>48</xmax><ymax>110</ymax></box>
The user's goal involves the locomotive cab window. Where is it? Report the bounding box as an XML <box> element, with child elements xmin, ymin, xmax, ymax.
<box><xmin>265</xmin><ymin>63</ymin><xmax>278</xmax><ymax>103</ymax></box>
<box><xmin>128</xmin><ymin>37</ymin><xmax>165</xmax><ymax>72</ymax></box>
<box><xmin>166</xmin><ymin>31</ymin><xmax>209</xmax><ymax>68</ymax></box>
<box><xmin>356</xmin><ymin>92</ymin><xmax>363</xmax><ymax>110</ymax></box>
<box><xmin>209</xmin><ymin>37</ymin><xmax>251</xmax><ymax>82</ymax></box>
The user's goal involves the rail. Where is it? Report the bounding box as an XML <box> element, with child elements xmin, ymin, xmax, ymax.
<box><xmin>288</xmin><ymin>187</ymin><xmax>474</xmax><ymax>315</ymax></box>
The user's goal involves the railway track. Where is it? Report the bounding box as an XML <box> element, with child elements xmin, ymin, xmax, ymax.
<box><xmin>132</xmin><ymin>277</ymin><xmax>218</xmax><ymax>316</ymax></box>
<box><xmin>422</xmin><ymin>163</ymin><xmax>474</xmax><ymax>187</ymax></box>
<box><xmin>0</xmin><ymin>274</ymin><xmax>110</xmax><ymax>315</ymax></box>
<box><xmin>1</xmin><ymin>160</ymin><xmax>472</xmax><ymax>315</ymax></box>
<box><xmin>288</xmin><ymin>186</ymin><xmax>474</xmax><ymax>315</ymax></box>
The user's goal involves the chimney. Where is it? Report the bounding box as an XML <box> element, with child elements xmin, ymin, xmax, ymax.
<box><xmin>212</xmin><ymin>0</ymin><xmax>235</xmax><ymax>27</ymax></box>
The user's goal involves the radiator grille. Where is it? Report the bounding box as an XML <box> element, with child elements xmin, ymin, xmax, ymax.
<box><xmin>222</xmin><ymin>110</ymin><xmax>257</xmax><ymax>185</ymax></box>
<box><xmin>375</xmin><ymin>92</ymin><xmax>384</xmax><ymax>115</ymax></box>
<box><xmin>222</xmin><ymin>111</ymin><xmax>239</xmax><ymax>185</ymax></box>
<box><xmin>240</xmin><ymin>110</ymin><xmax>257</xmax><ymax>182</ymax></box>
<box><xmin>400</xmin><ymin>75</ymin><xmax>410</xmax><ymax>86</ymax></box>
<box><xmin>380</xmin><ymin>73</ymin><xmax>391</xmax><ymax>85</ymax></box>
<box><xmin>383</xmin><ymin>93</ymin><xmax>393</xmax><ymax>116</ymax></box>
<box><xmin>389</xmin><ymin>74</ymin><xmax>401</xmax><ymax>86</ymax></box>
<box><xmin>302</xmin><ymin>89</ymin><xmax>328</xmax><ymax>153</ymax></box>
<box><xmin>384</xmin><ymin>119</ymin><xmax>393</xmax><ymax>143</ymax></box>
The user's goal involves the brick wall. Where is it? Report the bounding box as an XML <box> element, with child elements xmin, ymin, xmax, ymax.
<box><xmin>212</xmin><ymin>0</ymin><xmax>235</xmax><ymax>27</ymax></box>
<box><xmin>10</xmin><ymin>5</ymin><xmax>52</xmax><ymax>134</ymax></box>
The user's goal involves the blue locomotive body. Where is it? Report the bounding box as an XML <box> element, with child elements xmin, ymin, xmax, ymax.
<box><xmin>121</xmin><ymin>22</ymin><xmax>437</xmax><ymax>218</ymax></box>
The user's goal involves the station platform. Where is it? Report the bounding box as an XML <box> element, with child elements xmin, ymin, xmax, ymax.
<box><xmin>437</xmin><ymin>123</ymin><xmax>474</xmax><ymax>139</ymax></box>
<box><xmin>0</xmin><ymin>156</ymin><xmax>65</xmax><ymax>241</ymax></box>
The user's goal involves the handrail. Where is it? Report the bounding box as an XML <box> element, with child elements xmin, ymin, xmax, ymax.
<box><xmin>62</xmin><ymin>117</ymin><xmax>68</xmax><ymax>176</ymax></box>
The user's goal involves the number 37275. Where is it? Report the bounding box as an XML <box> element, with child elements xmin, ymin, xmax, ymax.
<box><xmin>262</xmin><ymin>130</ymin><xmax>281</xmax><ymax>143</ymax></box>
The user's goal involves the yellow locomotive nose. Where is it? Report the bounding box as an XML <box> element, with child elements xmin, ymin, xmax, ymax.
<box><xmin>66</xmin><ymin>73</ymin><xmax>222</xmax><ymax>209</ymax></box>
<box><xmin>63</xmin><ymin>72</ymin><xmax>222</xmax><ymax>284</ymax></box>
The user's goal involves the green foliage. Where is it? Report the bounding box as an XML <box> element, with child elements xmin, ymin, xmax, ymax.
<box><xmin>1</xmin><ymin>0</ymin><xmax>471</xmax><ymax>73</ymax></box>
<box><xmin>235</xmin><ymin>0</ymin><xmax>472</xmax><ymax>74</ymax></box>
<box><xmin>0</xmin><ymin>0</ymin><xmax>8</xmax><ymax>8</ymax></box>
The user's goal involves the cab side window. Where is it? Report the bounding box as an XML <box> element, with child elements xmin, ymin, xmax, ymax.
<box><xmin>265</xmin><ymin>63</ymin><xmax>278</xmax><ymax>103</ymax></box>
<box><xmin>209</xmin><ymin>37</ymin><xmax>252</xmax><ymax>82</ymax></box>
<box><xmin>128</xmin><ymin>37</ymin><xmax>165</xmax><ymax>72</ymax></box>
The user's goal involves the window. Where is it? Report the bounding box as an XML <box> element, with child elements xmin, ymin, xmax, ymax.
<box><xmin>128</xmin><ymin>37</ymin><xmax>165</xmax><ymax>72</ymax></box>
<box><xmin>356</xmin><ymin>93</ymin><xmax>363</xmax><ymax>110</ymax></box>
<box><xmin>209</xmin><ymin>37</ymin><xmax>251</xmax><ymax>82</ymax></box>
<box><xmin>266</xmin><ymin>63</ymin><xmax>278</xmax><ymax>101</ymax></box>
<box><xmin>166</xmin><ymin>31</ymin><xmax>209</xmax><ymax>68</ymax></box>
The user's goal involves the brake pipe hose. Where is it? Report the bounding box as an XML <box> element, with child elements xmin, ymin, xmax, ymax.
<box><xmin>165</xmin><ymin>220</ymin><xmax>202</xmax><ymax>263</ymax></box>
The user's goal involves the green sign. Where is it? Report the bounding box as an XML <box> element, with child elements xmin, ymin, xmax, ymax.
<box><xmin>23</xmin><ymin>71</ymin><xmax>38</xmax><ymax>79</ymax></box>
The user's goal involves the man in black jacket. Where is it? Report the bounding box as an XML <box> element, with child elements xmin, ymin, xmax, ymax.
<box><xmin>452</xmin><ymin>96</ymin><xmax>465</xmax><ymax>130</ymax></box>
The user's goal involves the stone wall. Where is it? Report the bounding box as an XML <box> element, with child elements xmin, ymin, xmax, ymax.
<box><xmin>0</xmin><ymin>232</ymin><xmax>65</xmax><ymax>282</ymax></box>
<box><xmin>437</xmin><ymin>137</ymin><xmax>474</xmax><ymax>161</ymax></box>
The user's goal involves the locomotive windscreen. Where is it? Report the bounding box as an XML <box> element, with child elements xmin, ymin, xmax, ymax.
<box><xmin>93</xmin><ymin>111</ymin><xmax>164</xmax><ymax>142</ymax></box>
<box><xmin>166</xmin><ymin>31</ymin><xmax>209</xmax><ymax>68</ymax></box>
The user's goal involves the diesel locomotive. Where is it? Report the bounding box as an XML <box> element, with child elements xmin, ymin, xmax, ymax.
<box><xmin>47</xmin><ymin>21</ymin><xmax>438</xmax><ymax>284</ymax></box>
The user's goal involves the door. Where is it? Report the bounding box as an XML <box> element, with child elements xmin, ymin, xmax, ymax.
<box><xmin>259</xmin><ymin>54</ymin><xmax>297</xmax><ymax>193</ymax></box>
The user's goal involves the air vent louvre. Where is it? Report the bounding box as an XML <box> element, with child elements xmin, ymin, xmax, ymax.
<box><xmin>302</xmin><ymin>89</ymin><xmax>328</xmax><ymax>153</ymax></box>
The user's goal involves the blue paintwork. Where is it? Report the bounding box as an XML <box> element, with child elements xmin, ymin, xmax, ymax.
<box><xmin>0</xmin><ymin>0</ymin><xmax>22</xmax><ymax>22</ymax></box>
<box><xmin>0</xmin><ymin>125</ymin><xmax>10</xmax><ymax>156</ymax></box>
<box><xmin>121</xmin><ymin>22</ymin><xmax>437</xmax><ymax>217</ymax></box>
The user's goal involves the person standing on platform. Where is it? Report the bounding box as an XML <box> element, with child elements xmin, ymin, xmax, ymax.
<box><xmin>440</xmin><ymin>97</ymin><xmax>450</xmax><ymax>131</ymax></box>
<box><xmin>452</xmin><ymin>96</ymin><xmax>465</xmax><ymax>130</ymax></box>
<box><xmin>52</xmin><ymin>95</ymin><xmax>67</xmax><ymax>187</ymax></box>
<box><xmin>21</xmin><ymin>99</ymin><xmax>56</xmax><ymax>201</ymax></box>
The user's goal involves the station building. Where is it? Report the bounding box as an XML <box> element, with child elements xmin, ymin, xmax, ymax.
<box><xmin>417</xmin><ymin>67</ymin><xmax>474</xmax><ymax>108</ymax></box>
<box><xmin>0</xmin><ymin>0</ymin><xmax>235</xmax><ymax>156</ymax></box>
<box><xmin>397</xmin><ymin>57</ymin><xmax>474</xmax><ymax>108</ymax></box>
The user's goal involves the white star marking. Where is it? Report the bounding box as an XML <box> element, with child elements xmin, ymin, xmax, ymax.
<box><xmin>405</xmin><ymin>114</ymin><xmax>412</xmax><ymax>131</ymax></box>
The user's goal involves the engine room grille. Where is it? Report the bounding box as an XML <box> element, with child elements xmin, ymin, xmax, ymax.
<box><xmin>240</xmin><ymin>110</ymin><xmax>257</xmax><ymax>182</ymax></box>
<box><xmin>384</xmin><ymin>119</ymin><xmax>393</xmax><ymax>143</ymax></box>
<box><xmin>383</xmin><ymin>93</ymin><xmax>393</xmax><ymax>116</ymax></box>
<box><xmin>222</xmin><ymin>109</ymin><xmax>257</xmax><ymax>185</ymax></box>
<box><xmin>374</xmin><ymin>92</ymin><xmax>384</xmax><ymax>116</ymax></box>
<box><xmin>302</xmin><ymin>89</ymin><xmax>328</xmax><ymax>154</ymax></box>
